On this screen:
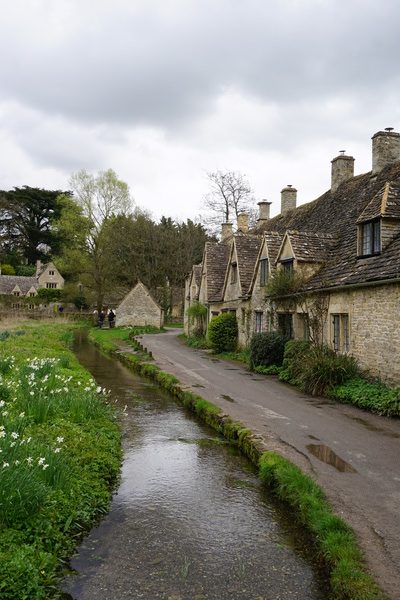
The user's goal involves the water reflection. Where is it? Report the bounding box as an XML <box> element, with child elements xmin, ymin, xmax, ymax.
<box><xmin>307</xmin><ymin>444</ymin><xmax>357</xmax><ymax>473</ymax></box>
<box><xmin>60</xmin><ymin>332</ymin><xmax>330</xmax><ymax>600</ymax></box>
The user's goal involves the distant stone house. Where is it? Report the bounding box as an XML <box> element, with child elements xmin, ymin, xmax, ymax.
<box><xmin>185</xmin><ymin>129</ymin><xmax>400</xmax><ymax>385</ymax></box>
<box><xmin>116</xmin><ymin>281</ymin><xmax>164</xmax><ymax>328</ymax></box>
<box><xmin>0</xmin><ymin>261</ymin><xmax>64</xmax><ymax>308</ymax></box>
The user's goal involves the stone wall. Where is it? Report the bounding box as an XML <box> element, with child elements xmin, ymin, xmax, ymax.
<box><xmin>347</xmin><ymin>283</ymin><xmax>400</xmax><ymax>385</ymax></box>
<box><xmin>116</xmin><ymin>282</ymin><xmax>163</xmax><ymax>328</ymax></box>
<box><xmin>323</xmin><ymin>285</ymin><xmax>400</xmax><ymax>385</ymax></box>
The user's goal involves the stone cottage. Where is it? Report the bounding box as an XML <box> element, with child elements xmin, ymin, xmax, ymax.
<box><xmin>0</xmin><ymin>260</ymin><xmax>64</xmax><ymax>307</ymax></box>
<box><xmin>185</xmin><ymin>128</ymin><xmax>400</xmax><ymax>386</ymax></box>
<box><xmin>116</xmin><ymin>281</ymin><xmax>164</xmax><ymax>328</ymax></box>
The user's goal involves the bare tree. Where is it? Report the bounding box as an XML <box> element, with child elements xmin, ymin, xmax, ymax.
<box><xmin>203</xmin><ymin>170</ymin><xmax>255</xmax><ymax>227</ymax></box>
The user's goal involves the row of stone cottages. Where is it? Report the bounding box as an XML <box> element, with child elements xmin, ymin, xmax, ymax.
<box><xmin>184</xmin><ymin>129</ymin><xmax>400</xmax><ymax>386</ymax></box>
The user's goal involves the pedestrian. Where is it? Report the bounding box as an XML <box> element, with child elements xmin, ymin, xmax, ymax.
<box><xmin>108</xmin><ymin>309</ymin><xmax>115</xmax><ymax>328</ymax></box>
<box><xmin>98</xmin><ymin>309</ymin><xmax>105</xmax><ymax>328</ymax></box>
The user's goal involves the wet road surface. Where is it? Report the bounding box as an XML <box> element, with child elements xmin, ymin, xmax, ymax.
<box><xmin>140</xmin><ymin>329</ymin><xmax>400</xmax><ymax>600</ymax></box>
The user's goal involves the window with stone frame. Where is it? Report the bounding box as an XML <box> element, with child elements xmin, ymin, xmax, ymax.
<box><xmin>49</xmin><ymin>270</ymin><xmax>55</xmax><ymax>275</ymax></box>
<box><xmin>13</xmin><ymin>291</ymin><xmax>20</xmax><ymax>296</ymax></box>
<box><xmin>359</xmin><ymin>220</ymin><xmax>381</xmax><ymax>256</ymax></box>
<box><xmin>46</xmin><ymin>282</ymin><xmax>57</xmax><ymax>289</ymax></box>
<box><xmin>259</xmin><ymin>258</ymin><xmax>269</xmax><ymax>286</ymax></box>
<box><xmin>281</xmin><ymin>259</ymin><xmax>294</xmax><ymax>274</ymax></box>
<box><xmin>230</xmin><ymin>262</ymin><xmax>238</xmax><ymax>284</ymax></box>
<box><xmin>254</xmin><ymin>311</ymin><xmax>263</xmax><ymax>333</ymax></box>
<box><xmin>331</xmin><ymin>313</ymin><xmax>350</xmax><ymax>353</ymax></box>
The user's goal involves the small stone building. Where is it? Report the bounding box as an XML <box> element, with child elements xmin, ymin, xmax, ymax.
<box><xmin>116</xmin><ymin>281</ymin><xmax>164</xmax><ymax>328</ymax></box>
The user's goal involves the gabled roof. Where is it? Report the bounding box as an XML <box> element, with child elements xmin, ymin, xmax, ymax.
<box><xmin>357</xmin><ymin>181</ymin><xmax>400</xmax><ymax>223</ymax></box>
<box><xmin>254</xmin><ymin>161</ymin><xmax>400</xmax><ymax>291</ymax></box>
<box><xmin>263</xmin><ymin>231</ymin><xmax>284</xmax><ymax>266</ymax></box>
<box><xmin>234</xmin><ymin>235</ymin><xmax>262</xmax><ymax>296</ymax></box>
<box><xmin>281</xmin><ymin>230</ymin><xmax>336</xmax><ymax>263</ymax></box>
<box><xmin>204</xmin><ymin>242</ymin><xmax>231</xmax><ymax>302</ymax></box>
<box><xmin>0</xmin><ymin>276</ymin><xmax>39</xmax><ymax>295</ymax></box>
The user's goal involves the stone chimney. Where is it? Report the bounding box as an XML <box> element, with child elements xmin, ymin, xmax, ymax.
<box><xmin>331</xmin><ymin>151</ymin><xmax>355</xmax><ymax>192</ymax></box>
<box><xmin>372</xmin><ymin>128</ymin><xmax>400</xmax><ymax>174</ymax></box>
<box><xmin>281</xmin><ymin>185</ymin><xmax>297</xmax><ymax>214</ymax></box>
<box><xmin>36</xmin><ymin>260</ymin><xmax>42</xmax><ymax>275</ymax></box>
<box><xmin>257</xmin><ymin>200</ymin><xmax>271</xmax><ymax>223</ymax></box>
<box><xmin>221</xmin><ymin>222</ymin><xmax>233</xmax><ymax>242</ymax></box>
<box><xmin>237</xmin><ymin>212</ymin><xmax>249</xmax><ymax>233</ymax></box>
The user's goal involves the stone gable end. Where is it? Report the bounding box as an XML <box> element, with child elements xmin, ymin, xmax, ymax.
<box><xmin>116</xmin><ymin>282</ymin><xmax>163</xmax><ymax>328</ymax></box>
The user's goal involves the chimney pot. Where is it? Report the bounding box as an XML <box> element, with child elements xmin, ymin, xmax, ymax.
<box><xmin>257</xmin><ymin>200</ymin><xmax>271</xmax><ymax>222</ymax></box>
<box><xmin>372</xmin><ymin>129</ymin><xmax>400</xmax><ymax>174</ymax></box>
<box><xmin>281</xmin><ymin>186</ymin><xmax>297</xmax><ymax>214</ymax></box>
<box><xmin>331</xmin><ymin>153</ymin><xmax>355</xmax><ymax>192</ymax></box>
<box><xmin>237</xmin><ymin>212</ymin><xmax>249</xmax><ymax>233</ymax></box>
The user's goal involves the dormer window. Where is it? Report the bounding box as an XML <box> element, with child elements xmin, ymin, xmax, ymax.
<box><xmin>281</xmin><ymin>259</ymin><xmax>294</xmax><ymax>274</ymax></box>
<box><xmin>230</xmin><ymin>262</ymin><xmax>238</xmax><ymax>284</ymax></box>
<box><xmin>259</xmin><ymin>258</ymin><xmax>269</xmax><ymax>286</ymax></box>
<box><xmin>359</xmin><ymin>220</ymin><xmax>381</xmax><ymax>256</ymax></box>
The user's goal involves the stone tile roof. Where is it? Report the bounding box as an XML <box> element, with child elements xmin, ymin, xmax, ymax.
<box><xmin>285</xmin><ymin>230</ymin><xmax>336</xmax><ymax>263</ymax></box>
<box><xmin>254</xmin><ymin>161</ymin><xmax>400</xmax><ymax>290</ymax></box>
<box><xmin>235</xmin><ymin>235</ymin><xmax>263</xmax><ymax>295</ymax></box>
<box><xmin>356</xmin><ymin>181</ymin><xmax>400</xmax><ymax>223</ymax></box>
<box><xmin>264</xmin><ymin>231</ymin><xmax>284</xmax><ymax>267</ymax></box>
<box><xmin>0</xmin><ymin>276</ymin><xmax>38</xmax><ymax>295</ymax></box>
<box><xmin>205</xmin><ymin>242</ymin><xmax>231</xmax><ymax>302</ymax></box>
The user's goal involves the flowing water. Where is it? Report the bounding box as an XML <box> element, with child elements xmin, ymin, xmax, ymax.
<box><xmin>61</xmin><ymin>331</ymin><xmax>330</xmax><ymax>599</ymax></box>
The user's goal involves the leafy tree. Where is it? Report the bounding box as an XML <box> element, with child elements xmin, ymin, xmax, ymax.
<box><xmin>0</xmin><ymin>186</ymin><xmax>71</xmax><ymax>264</ymax></box>
<box><xmin>61</xmin><ymin>169</ymin><xmax>133</xmax><ymax>310</ymax></box>
<box><xmin>0</xmin><ymin>264</ymin><xmax>15</xmax><ymax>275</ymax></box>
<box><xmin>69</xmin><ymin>168</ymin><xmax>131</xmax><ymax>229</ymax></box>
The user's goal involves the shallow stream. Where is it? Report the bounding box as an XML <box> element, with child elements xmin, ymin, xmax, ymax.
<box><xmin>61</xmin><ymin>331</ymin><xmax>330</xmax><ymax>599</ymax></box>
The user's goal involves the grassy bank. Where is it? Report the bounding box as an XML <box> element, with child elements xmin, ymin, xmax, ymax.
<box><xmin>89</xmin><ymin>326</ymin><xmax>386</xmax><ymax>600</ymax></box>
<box><xmin>0</xmin><ymin>322</ymin><xmax>121</xmax><ymax>599</ymax></box>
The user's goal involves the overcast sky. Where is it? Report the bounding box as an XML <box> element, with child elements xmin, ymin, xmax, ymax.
<box><xmin>1</xmin><ymin>0</ymin><xmax>399</xmax><ymax>223</ymax></box>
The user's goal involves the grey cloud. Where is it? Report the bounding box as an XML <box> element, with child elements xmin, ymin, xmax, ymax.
<box><xmin>1</xmin><ymin>0</ymin><xmax>399</xmax><ymax>131</ymax></box>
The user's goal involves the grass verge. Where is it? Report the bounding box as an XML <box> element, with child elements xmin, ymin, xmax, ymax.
<box><xmin>89</xmin><ymin>326</ymin><xmax>386</xmax><ymax>600</ymax></box>
<box><xmin>0</xmin><ymin>321</ymin><xmax>121</xmax><ymax>599</ymax></box>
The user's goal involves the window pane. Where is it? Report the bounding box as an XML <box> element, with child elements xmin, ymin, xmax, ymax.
<box><xmin>373</xmin><ymin>221</ymin><xmax>381</xmax><ymax>253</ymax></box>
<box><xmin>343</xmin><ymin>315</ymin><xmax>349</xmax><ymax>352</ymax></box>
<box><xmin>362</xmin><ymin>223</ymin><xmax>372</xmax><ymax>255</ymax></box>
<box><xmin>255</xmin><ymin>311</ymin><xmax>263</xmax><ymax>333</ymax></box>
<box><xmin>333</xmin><ymin>315</ymin><xmax>340</xmax><ymax>351</ymax></box>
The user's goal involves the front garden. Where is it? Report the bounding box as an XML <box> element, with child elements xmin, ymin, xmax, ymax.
<box><xmin>0</xmin><ymin>322</ymin><xmax>121</xmax><ymax>599</ymax></box>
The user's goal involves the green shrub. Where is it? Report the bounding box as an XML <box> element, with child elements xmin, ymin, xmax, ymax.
<box><xmin>207</xmin><ymin>312</ymin><xmax>238</xmax><ymax>353</ymax></box>
<box><xmin>329</xmin><ymin>377</ymin><xmax>400</xmax><ymax>416</ymax></box>
<box><xmin>254</xmin><ymin>364</ymin><xmax>282</xmax><ymax>375</ymax></box>
<box><xmin>249</xmin><ymin>331</ymin><xmax>286</xmax><ymax>369</ymax></box>
<box><xmin>280</xmin><ymin>342</ymin><xmax>359</xmax><ymax>396</ymax></box>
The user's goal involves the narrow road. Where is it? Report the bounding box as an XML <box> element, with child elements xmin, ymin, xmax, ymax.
<box><xmin>140</xmin><ymin>329</ymin><xmax>400</xmax><ymax>600</ymax></box>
